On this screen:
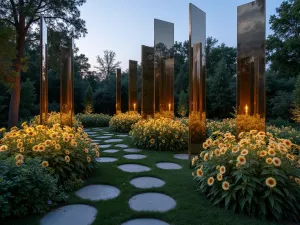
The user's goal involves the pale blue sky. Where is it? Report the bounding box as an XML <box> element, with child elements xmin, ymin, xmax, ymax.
<box><xmin>75</xmin><ymin>0</ymin><xmax>283</xmax><ymax>71</ymax></box>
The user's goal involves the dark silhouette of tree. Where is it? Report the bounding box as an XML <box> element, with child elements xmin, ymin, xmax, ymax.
<box><xmin>95</xmin><ymin>50</ymin><xmax>121</xmax><ymax>79</ymax></box>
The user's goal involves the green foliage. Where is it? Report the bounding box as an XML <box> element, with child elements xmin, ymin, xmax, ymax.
<box><xmin>0</xmin><ymin>157</ymin><xmax>67</xmax><ymax>218</ymax></box>
<box><xmin>291</xmin><ymin>75</ymin><xmax>300</xmax><ymax>123</ymax></box>
<box><xmin>84</xmin><ymin>84</ymin><xmax>93</xmax><ymax>105</ymax></box>
<box><xmin>95</xmin><ymin>50</ymin><xmax>121</xmax><ymax>79</ymax></box>
<box><xmin>177</xmin><ymin>90</ymin><xmax>188</xmax><ymax>117</ymax></box>
<box><xmin>19</xmin><ymin>78</ymin><xmax>37</xmax><ymax>120</ymax></box>
<box><xmin>76</xmin><ymin>113</ymin><xmax>112</xmax><ymax>127</ymax></box>
<box><xmin>62</xmin><ymin>176</ymin><xmax>84</xmax><ymax>192</ymax></box>
<box><xmin>109</xmin><ymin>112</ymin><xmax>142</xmax><ymax>133</ymax></box>
<box><xmin>269</xmin><ymin>91</ymin><xmax>293</xmax><ymax>119</ymax></box>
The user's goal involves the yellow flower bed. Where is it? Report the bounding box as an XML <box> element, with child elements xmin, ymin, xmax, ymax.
<box><xmin>130</xmin><ymin>118</ymin><xmax>188</xmax><ymax>151</ymax></box>
<box><xmin>31</xmin><ymin>112</ymin><xmax>82</xmax><ymax>128</ymax></box>
<box><xmin>193</xmin><ymin>130</ymin><xmax>300</xmax><ymax>221</ymax></box>
<box><xmin>109</xmin><ymin>112</ymin><xmax>142</xmax><ymax>133</ymax></box>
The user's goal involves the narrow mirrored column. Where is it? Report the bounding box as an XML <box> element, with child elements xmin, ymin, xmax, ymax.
<box><xmin>188</xmin><ymin>3</ymin><xmax>206</xmax><ymax>162</ymax></box>
<box><xmin>40</xmin><ymin>16</ymin><xmax>48</xmax><ymax>125</ymax></box>
<box><xmin>116</xmin><ymin>68</ymin><xmax>122</xmax><ymax>114</ymax></box>
<box><xmin>154</xmin><ymin>19</ymin><xmax>174</xmax><ymax>118</ymax></box>
<box><xmin>141</xmin><ymin>45</ymin><xmax>154</xmax><ymax>119</ymax></box>
<box><xmin>60</xmin><ymin>39</ymin><xmax>74</xmax><ymax>127</ymax></box>
<box><xmin>129</xmin><ymin>60</ymin><xmax>138</xmax><ymax>112</ymax></box>
<box><xmin>237</xmin><ymin>0</ymin><xmax>266</xmax><ymax>135</ymax></box>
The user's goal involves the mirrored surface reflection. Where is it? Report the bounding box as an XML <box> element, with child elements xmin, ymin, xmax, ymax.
<box><xmin>40</xmin><ymin>16</ymin><xmax>48</xmax><ymax>125</ymax></box>
<box><xmin>237</xmin><ymin>0</ymin><xmax>266</xmax><ymax>134</ymax></box>
<box><xmin>141</xmin><ymin>45</ymin><xmax>154</xmax><ymax>119</ymax></box>
<box><xmin>116</xmin><ymin>68</ymin><xmax>122</xmax><ymax>114</ymax></box>
<box><xmin>189</xmin><ymin>3</ymin><xmax>206</xmax><ymax>160</ymax></box>
<box><xmin>154</xmin><ymin>19</ymin><xmax>174</xmax><ymax>118</ymax></box>
<box><xmin>129</xmin><ymin>60</ymin><xmax>138</xmax><ymax>112</ymax></box>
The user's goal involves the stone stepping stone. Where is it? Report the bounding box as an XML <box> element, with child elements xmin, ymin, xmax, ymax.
<box><xmin>103</xmin><ymin>133</ymin><xmax>112</xmax><ymax>136</ymax></box>
<box><xmin>123</xmin><ymin>154</ymin><xmax>146</xmax><ymax>160</ymax></box>
<box><xmin>40</xmin><ymin>204</ymin><xmax>97</xmax><ymax>225</ymax></box>
<box><xmin>96</xmin><ymin>136</ymin><xmax>112</xmax><ymax>139</ymax></box>
<box><xmin>115</xmin><ymin>144</ymin><xmax>129</xmax><ymax>148</ymax></box>
<box><xmin>174</xmin><ymin>154</ymin><xmax>189</xmax><ymax>160</ymax></box>
<box><xmin>124</xmin><ymin>148</ymin><xmax>142</xmax><ymax>153</ymax></box>
<box><xmin>93</xmin><ymin>128</ymin><xmax>103</xmax><ymax>130</ymax></box>
<box><xmin>122</xmin><ymin>218</ymin><xmax>169</xmax><ymax>225</ymax></box>
<box><xmin>104</xmin><ymin>139</ymin><xmax>123</xmax><ymax>143</ymax></box>
<box><xmin>86</xmin><ymin>132</ymin><xmax>97</xmax><ymax>135</ymax></box>
<box><xmin>96</xmin><ymin>157</ymin><xmax>117</xmax><ymax>163</ymax></box>
<box><xmin>129</xmin><ymin>193</ymin><xmax>176</xmax><ymax>212</ymax></box>
<box><xmin>156</xmin><ymin>162</ymin><xmax>182</xmax><ymax>170</ymax></box>
<box><xmin>118</xmin><ymin>164</ymin><xmax>151</xmax><ymax>173</ymax></box>
<box><xmin>130</xmin><ymin>177</ymin><xmax>165</xmax><ymax>189</ymax></box>
<box><xmin>99</xmin><ymin>144</ymin><xmax>111</xmax><ymax>148</ymax></box>
<box><xmin>103</xmin><ymin>131</ymin><xmax>110</xmax><ymax>133</ymax></box>
<box><xmin>102</xmin><ymin>149</ymin><xmax>120</xmax><ymax>153</ymax></box>
<box><xmin>117</xmin><ymin>134</ymin><xmax>128</xmax><ymax>137</ymax></box>
<box><xmin>76</xmin><ymin>184</ymin><xmax>120</xmax><ymax>201</ymax></box>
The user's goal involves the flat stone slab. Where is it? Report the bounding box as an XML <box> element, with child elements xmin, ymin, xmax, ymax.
<box><xmin>129</xmin><ymin>193</ymin><xmax>176</xmax><ymax>212</ymax></box>
<box><xmin>130</xmin><ymin>177</ymin><xmax>165</xmax><ymax>188</ymax></box>
<box><xmin>104</xmin><ymin>139</ymin><xmax>123</xmax><ymax>143</ymax></box>
<box><xmin>40</xmin><ymin>204</ymin><xmax>97</xmax><ymax>225</ymax></box>
<box><xmin>96</xmin><ymin>136</ymin><xmax>112</xmax><ymax>139</ymax></box>
<box><xmin>122</xmin><ymin>218</ymin><xmax>169</xmax><ymax>225</ymax></box>
<box><xmin>96</xmin><ymin>157</ymin><xmax>117</xmax><ymax>163</ymax></box>
<box><xmin>123</xmin><ymin>154</ymin><xmax>146</xmax><ymax>159</ymax></box>
<box><xmin>103</xmin><ymin>133</ymin><xmax>112</xmax><ymax>136</ymax></box>
<box><xmin>86</xmin><ymin>132</ymin><xmax>97</xmax><ymax>135</ymax></box>
<box><xmin>156</xmin><ymin>162</ymin><xmax>182</xmax><ymax>170</ymax></box>
<box><xmin>115</xmin><ymin>144</ymin><xmax>129</xmax><ymax>148</ymax></box>
<box><xmin>102</xmin><ymin>149</ymin><xmax>120</xmax><ymax>153</ymax></box>
<box><xmin>174</xmin><ymin>154</ymin><xmax>189</xmax><ymax>160</ymax></box>
<box><xmin>118</xmin><ymin>164</ymin><xmax>151</xmax><ymax>173</ymax></box>
<box><xmin>117</xmin><ymin>134</ymin><xmax>128</xmax><ymax>137</ymax></box>
<box><xmin>76</xmin><ymin>185</ymin><xmax>120</xmax><ymax>201</ymax></box>
<box><xmin>99</xmin><ymin>144</ymin><xmax>111</xmax><ymax>148</ymax></box>
<box><xmin>124</xmin><ymin>148</ymin><xmax>142</xmax><ymax>153</ymax></box>
<box><xmin>103</xmin><ymin>131</ymin><xmax>110</xmax><ymax>133</ymax></box>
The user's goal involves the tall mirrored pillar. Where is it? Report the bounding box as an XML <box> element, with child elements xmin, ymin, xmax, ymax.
<box><xmin>129</xmin><ymin>60</ymin><xmax>138</xmax><ymax>112</ymax></box>
<box><xmin>40</xmin><ymin>16</ymin><xmax>48</xmax><ymax>125</ymax></box>
<box><xmin>116</xmin><ymin>68</ymin><xmax>122</xmax><ymax>114</ymax></box>
<box><xmin>188</xmin><ymin>3</ymin><xmax>206</xmax><ymax>162</ymax></box>
<box><xmin>154</xmin><ymin>19</ymin><xmax>174</xmax><ymax>118</ymax></box>
<box><xmin>141</xmin><ymin>45</ymin><xmax>154</xmax><ymax>119</ymax></box>
<box><xmin>60</xmin><ymin>39</ymin><xmax>74</xmax><ymax>127</ymax></box>
<box><xmin>237</xmin><ymin>0</ymin><xmax>266</xmax><ymax>135</ymax></box>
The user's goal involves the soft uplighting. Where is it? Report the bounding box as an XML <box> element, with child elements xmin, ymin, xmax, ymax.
<box><xmin>133</xmin><ymin>103</ymin><xmax>136</xmax><ymax>111</ymax></box>
<box><xmin>245</xmin><ymin>104</ymin><xmax>248</xmax><ymax>115</ymax></box>
<box><xmin>168</xmin><ymin>103</ymin><xmax>171</xmax><ymax>111</ymax></box>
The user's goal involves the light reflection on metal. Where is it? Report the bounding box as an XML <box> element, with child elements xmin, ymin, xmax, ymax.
<box><xmin>116</xmin><ymin>68</ymin><xmax>121</xmax><ymax>114</ymax></box>
<box><xmin>129</xmin><ymin>60</ymin><xmax>138</xmax><ymax>112</ymax></box>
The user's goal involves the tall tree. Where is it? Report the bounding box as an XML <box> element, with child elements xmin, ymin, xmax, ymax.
<box><xmin>95</xmin><ymin>50</ymin><xmax>121</xmax><ymax>79</ymax></box>
<box><xmin>0</xmin><ymin>0</ymin><xmax>87</xmax><ymax>127</ymax></box>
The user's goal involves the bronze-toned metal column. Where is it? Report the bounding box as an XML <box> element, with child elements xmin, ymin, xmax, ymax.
<box><xmin>141</xmin><ymin>45</ymin><xmax>154</xmax><ymax>119</ymax></box>
<box><xmin>237</xmin><ymin>0</ymin><xmax>266</xmax><ymax>134</ymax></box>
<box><xmin>188</xmin><ymin>3</ymin><xmax>206</xmax><ymax>162</ymax></box>
<box><xmin>116</xmin><ymin>68</ymin><xmax>122</xmax><ymax>114</ymax></box>
<box><xmin>165</xmin><ymin>58</ymin><xmax>174</xmax><ymax>118</ymax></box>
<box><xmin>60</xmin><ymin>39</ymin><xmax>74</xmax><ymax>127</ymax></box>
<box><xmin>129</xmin><ymin>60</ymin><xmax>138</xmax><ymax>112</ymax></box>
<box><xmin>40</xmin><ymin>16</ymin><xmax>48</xmax><ymax>125</ymax></box>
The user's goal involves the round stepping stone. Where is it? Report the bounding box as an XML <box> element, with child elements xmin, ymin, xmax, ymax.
<box><xmin>118</xmin><ymin>164</ymin><xmax>151</xmax><ymax>173</ymax></box>
<box><xmin>76</xmin><ymin>184</ymin><xmax>120</xmax><ymax>201</ymax></box>
<box><xmin>129</xmin><ymin>193</ymin><xmax>176</xmax><ymax>212</ymax></box>
<box><xmin>123</xmin><ymin>154</ymin><xmax>146</xmax><ymax>159</ymax></box>
<box><xmin>156</xmin><ymin>162</ymin><xmax>182</xmax><ymax>170</ymax></box>
<box><xmin>99</xmin><ymin>144</ymin><xmax>111</xmax><ymax>148</ymax></box>
<box><xmin>122</xmin><ymin>218</ymin><xmax>169</xmax><ymax>225</ymax></box>
<box><xmin>97</xmin><ymin>136</ymin><xmax>112</xmax><ymax>139</ymax></box>
<box><xmin>86</xmin><ymin>132</ymin><xmax>97</xmax><ymax>135</ymax></box>
<box><xmin>40</xmin><ymin>204</ymin><xmax>97</xmax><ymax>225</ymax></box>
<box><xmin>103</xmin><ymin>133</ymin><xmax>112</xmax><ymax>136</ymax></box>
<box><xmin>96</xmin><ymin>157</ymin><xmax>117</xmax><ymax>163</ymax></box>
<box><xmin>104</xmin><ymin>139</ymin><xmax>123</xmax><ymax>143</ymax></box>
<box><xmin>115</xmin><ymin>144</ymin><xmax>128</xmax><ymax>148</ymax></box>
<box><xmin>174</xmin><ymin>154</ymin><xmax>189</xmax><ymax>160</ymax></box>
<box><xmin>117</xmin><ymin>134</ymin><xmax>128</xmax><ymax>137</ymax></box>
<box><xmin>103</xmin><ymin>149</ymin><xmax>120</xmax><ymax>153</ymax></box>
<box><xmin>130</xmin><ymin>177</ymin><xmax>165</xmax><ymax>188</ymax></box>
<box><xmin>124</xmin><ymin>148</ymin><xmax>142</xmax><ymax>153</ymax></box>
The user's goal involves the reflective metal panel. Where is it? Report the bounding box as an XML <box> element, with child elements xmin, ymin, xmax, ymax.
<box><xmin>129</xmin><ymin>60</ymin><xmax>138</xmax><ymax>112</ymax></box>
<box><xmin>164</xmin><ymin>58</ymin><xmax>174</xmax><ymax>119</ymax></box>
<box><xmin>40</xmin><ymin>16</ymin><xmax>48</xmax><ymax>125</ymax></box>
<box><xmin>154</xmin><ymin>19</ymin><xmax>174</xmax><ymax>118</ymax></box>
<box><xmin>60</xmin><ymin>39</ymin><xmax>74</xmax><ymax>127</ymax></box>
<box><xmin>141</xmin><ymin>45</ymin><xmax>154</xmax><ymax>119</ymax></box>
<box><xmin>116</xmin><ymin>68</ymin><xmax>122</xmax><ymax>114</ymax></box>
<box><xmin>189</xmin><ymin>3</ymin><xmax>206</xmax><ymax>160</ymax></box>
<box><xmin>237</xmin><ymin>0</ymin><xmax>266</xmax><ymax>134</ymax></box>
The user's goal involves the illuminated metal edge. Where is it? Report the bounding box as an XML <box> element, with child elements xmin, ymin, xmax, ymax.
<box><xmin>164</xmin><ymin>58</ymin><xmax>174</xmax><ymax>119</ymax></box>
<box><xmin>129</xmin><ymin>60</ymin><xmax>138</xmax><ymax>112</ymax></box>
<box><xmin>40</xmin><ymin>16</ymin><xmax>48</xmax><ymax>125</ymax></box>
<box><xmin>141</xmin><ymin>45</ymin><xmax>154</xmax><ymax>119</ymax></box>
<box><xmin>116</xmin><ymin>68</ymin><xmax>122</xmax><ymax>114</ymax></box>
<box><xmin>60</xmin><ymin>40</ymin><xmax>74</xmax><ymax>127</ymax></box>
<box><xmin>237</xmin><ymin>0</ymin><xmax>266</xmax><ymax>135</ymax></box>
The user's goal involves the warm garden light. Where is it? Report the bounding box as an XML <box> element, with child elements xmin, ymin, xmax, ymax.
<box><xmin>129</xmin><ymin>60</ymin><xmax>138</xmax><ymax>112</ymax></box>
<box><xmin>168</xmin><ymin>103</ymin><xmax>171</xmax><ymax>111</ymax></box>
<box><xmin>116</xmin><ymin>68</ymin><xmax>121</xmax><ymax>114</ymax></box>
<box><xmin>133</xmin><ymin>103</ymin><xmax>136</xmax><ymax>111</ymax></box>
<box><xmin>245</xmin><ymin>104</ymin><xmax>248</xmax><ymax>115</ymax></box>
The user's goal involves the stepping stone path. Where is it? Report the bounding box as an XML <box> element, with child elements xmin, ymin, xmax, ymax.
<box><xmin>118</xmin><ymin>164</ymin><xmax>151</xmax><ymax>173</ymax></box>
<box><xmin>96</xmin><ymin>157</ymin><xmax>117</xmax><ymax>163</ymax></box>
<box><xmin>86</xmin><ymin>132</ymin><xmax>97</xmax><ymax>135</ymax></box>
<box><xmin>130</xmin><ymin>177</ymin><xmax>165</xmax><ymax>189</ymax></box>
<box><xmin>103</xmin><ymin>149</ymin><xmax>120</xmax><ymax>153</ymax></box>
<box><xmin>129</xmin><ymin>193</ymin><xmax>176</xmax><ymax>212</ymax></box>
<box><xmin>124</xmin><ymin>148</ymin><xmax>142</xmax><ymax>153</ymax></box>
<box><xmin>115</xmin><ymin>144</ymin><xmax>128</xmax><ymax>148</ymax></box>
<box><xmin>76</xmin><ymin>185</ymin><xmax>120</xmax><ymax>201</ymax></box>
<box><xmin>117</xmin><ymin>134</ymin><xmax>128</xmax><ymax>137</ymax></box>
<box><xmin>99</xmin><ymin>144</ymin><xmax>111</xmax><ymax>148</ymax></box>
<box><xmin>103</xmin><ymin>133</ymin><xmax>112</xmax><ymax>136</ymax></box>
<box><xmin>97</xmin><ymin>136</ymin><xmax>112</xmax><ymax>139</ymax></box>
<box><xmin>123</xmin><ymin>154</ymin><xmax>147</xmax><ymax>159</ymax></box>
<box><xmin>122</xmin><ymin>219</ymin><xmax>169</xmax><ymax>225</ymax></box>
<box><xmin>156</xmin><ymin>162</ymin><xmax>182</xmax><ymax>170</ymax></box>
<box><xmin>40</xmin><ymin>204</ymin><xmax>97</xmax><ymax>225</ymax></box>
<box><xmin>104</xmin><ymin>139</ymin><xmax>123</xmax><ymax>143</ymax></box>
<box><xmin>174</xmin><ymin>154</ymin><xmax>189</xmax><ymax>160</ymax></box>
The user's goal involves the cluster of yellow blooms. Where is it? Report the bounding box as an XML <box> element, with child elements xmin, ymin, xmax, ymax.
<box><xmin>109</xmin><ymin>112</ymin><xmax>142</xmax><ymax>132</ymax></box>
<box><xmin>31</xmin><ymin>112</ymin><xmax>82</xmax><ymax>128</ymax></box>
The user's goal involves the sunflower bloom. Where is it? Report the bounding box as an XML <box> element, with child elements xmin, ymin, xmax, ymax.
<box><xmin>287</xmin><ymin>154</ymin><xmax>295</xmax><ymax>161</ymax></box>
<box><xmin>265</xmin><ymin>177</ymin><xmax>276</xmax><ymax>188</ymax></box>
<box><xmin>217</xmin><ymin>173</ymin><xmax>223</xmax><ymax>181</ymax></box>
<box><xmin>196</xmin><ymin>169</ymin><xmax>203</xmax><ymax>177</ymax></box>
<box><xmin>87</xmin><ymin>157</ymin><xmax>91</xmax><ymax>163</ymax></box>
<box><xmin>16</xmin><ymin>160</ymin><xmax>23</xmax><ymax>166</ymax></box>
<box><xmin>41</xmin><ymin>161</ymin><xmax>49</xmax><ymax>167</ymax></box>
<box><xmin>265</xmin><ymin>158</ymin><xmax>272</xmax><ymax>165</ymax></box>
<box><xmin>272</xmin><ymin>157</ymin><xmax>281</xmax><ymax>167</ymax></box>
<box><xmin>222</xmin><ymin>181</ymin><xmax>230</xmax><ymax>190</ymax></box>
<box><xmin>220</xmin><ymin>166</ymin><xmax>226</xmax><ymax>174</ymax></box>
<box><xmin>15</xmin><ymin>154</ymin><xmax>24</xmax><ymax>161</ymax></box>
<box><xmin>207</xmin><ymin>177</ymin><xmax>214</xmax><ymax>186</ymax></box>
<box><xmin>65</xmin><ymin>155</ymin><xmax>70</xmax><ymax>163</ymax></box>
<box><xmin>237</xmin><ymin>155</ymin><xmax>246</xmax><ymax>165</ymax></box>
<box><xmin>241</xmin><ymin>149</ymin><xmax>248</xmax><ymax>156</ymax></box>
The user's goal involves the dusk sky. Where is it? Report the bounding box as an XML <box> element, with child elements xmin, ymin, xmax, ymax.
<box><xmin>75</xmin><ymin>0</ymin><xmax>283</xmax><ymax>71</ymax></box>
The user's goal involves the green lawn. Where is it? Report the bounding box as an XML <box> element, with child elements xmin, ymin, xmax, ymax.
<box><xmin>2</xmin><ymin>127</ymin><xmax>292</xmax><ymax>225</ymax></box>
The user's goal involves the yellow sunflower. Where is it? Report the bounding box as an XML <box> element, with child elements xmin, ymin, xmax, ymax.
<box><xmin>268</xmin><ymin>149</ymin><xmax>276</xmax><ymax>156</ymax></box>
<box><xmin>241</xmin><ymin>149</ymin><xmax>248</xmax><ymax>156</ymax></box>
<box><xmin>87</xmin><ymin>157</ymin><xmax>91</xmax><ymax>163</ymax></box>
<box><xmin>272</xmin><ymin>157</ymin><xmax>281</xmax><ymax>167</ymax></box>
<box><xmin>217</xmin><ymin>173</ymin><xmax>223</xmax><ymax>181</ymax></box>
<box><xmin>207</xmin><ymin>177</ymin><xmax>214</xmax><ymax>186</ymax></box>
<box><xmin>65</xmin><ymin>155</ymin><xmax>70</xmax><ymax>163</ymax></box>
<box><xmin>196</xmin><ymin>169</ymin><xmax>203</xmax><ymax>177</ymax></box>
<box><xmin>15</xmin><ymin>154</ymin><xmax>24</xmax><ymax>161</ymax></box>
<box><xmin>265</xmin><ymin>158</ymin><xmax>273</xmax><ymax>165</ymax></box>
<box><xmin>286</xmin><ymin>154</ymin><xmax>295</xmax><ymax>161</ymax></box>
<box><xmin>222</xmin><ymin>181</ymin><xmax>230</xmax><ymax>190</ymax></box>
<box><xmin>237</xmin><ymin>155</ymin><xmax>246</xmax><ymax>165</ymax></box>
<box><xmin>16</xmin><ymin>160</ymin><xmax>23</xmax><ymax>166</ymax></box>
<box><xmin>220</xmin><ymin>166</ymin><xmax>226</xmax><ymax>174</ymax></box>
<box><xmin>265</xmin><ymin>177</ymin><xmax>276</xmax><ymax>188</ymax></box>
<box><xmin>41</xmin><ymin>161</ymin><xmax>49</xmax><ymax>168</ymax></box>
